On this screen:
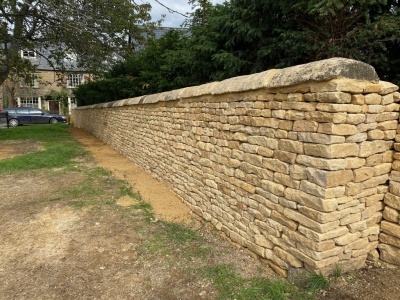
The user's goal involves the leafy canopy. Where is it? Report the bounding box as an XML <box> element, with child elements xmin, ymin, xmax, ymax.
<box><xmin>0</xmin><ymin>0</ymin><xmax>156</xmax><ymax>85</ymax></box>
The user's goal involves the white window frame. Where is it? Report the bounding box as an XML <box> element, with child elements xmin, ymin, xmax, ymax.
<box><xmin>21</xmin><ymin>50</ymin><xmax>36</xmax><ymax>59</ymax></box>
<box><xmin>67</xmin><ymin>74</ymin><xmax>84</xmax><ymax>88</ymax></box>
<box><xmin>20</xmin><ymin>73</ymin><xmax>40</xmax><ymax>88</ymax></box>
<box><xmin>19</xmin><ymin>97</ymin><xmax>40</xmax><ymax>108</ymax></box>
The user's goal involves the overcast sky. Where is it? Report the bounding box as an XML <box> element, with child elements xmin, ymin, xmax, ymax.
<box><xmin>146</xmin><ymin>0</ymin><xmax>226</xmax><ymax>28</ymax></box>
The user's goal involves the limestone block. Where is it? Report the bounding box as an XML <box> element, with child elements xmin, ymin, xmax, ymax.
<box><xmin>279</xmin><ymin>120</ymin><xmax>294</xmax><ymax>131</ymax></box>
<box><xmin>282</xmin><ymin>101</ymin><xmax>315</xmax><ymax>111</ymax></box>
<box><xmin>318</xmin><ymin>123</ymin><xmax>358</xmax><ymax>136</ymax></box>
<box><xmin>379</xmin><ymin>244</ymin><xmax>400</xmax><ymax>265</ymax></box>
<box><xmin>375</xmin><ymin>112</ymin><xmax>399</xmax><ymax>122</ymax></box>
<box><xmin>254</xmin><ymin>234</ymin><xmax>274</xmax><ymax>248</ymax></box>
<box><xmin>353</xmin><ymin>167</ymin><xmax>374</xmax><ymax>182</ymax></box>
<box><xmin>347</xmin><ymin>220</ymin><xmax>368</xmax><ymax>233</ymax></box>
<box><xmin>266</xmin><ymin>58</ymin><xmax>379</xmax><ymax>89</ymax></box>
<box><xmin>383</xmin><ymin>207</ymin><xmax>399</xmax><ymax>223</ymax></box>
<box><xmin>377</xmin><ymin>81</ymin><xmax>399</xmax><ymax>95</ymax></box>
<box><xmin>364</xmin><ymin>93</ymin><xmax>382</xmax><ymax>104</ymax></box>
<box><xmin>359</xmin><ymin>140</ymin><xmax>393</xmax><ymax>157</ymax></box>
<box><xmin>334</xmin><ymin>232</ymin><xmax>362</xmax><ymax>246</ymax></box>
<box><xmin>351</xmin><ymin>94</ymin><xmax>365</xmax><ymax>104</ymax></box>
<box><xmin>316</xmin><ymin>103</ymin><xmax>362</xmax><ymax>113</ymax></box>
<box><xmin>296</xmin><ymin>243</ymin><xmax>343</xmax><ymax>260</ymax></box>
<box><xmin>314</xmin><ymin>92</ymin><xmax>352</xmax><ymax>104</ymax></box>
<box><xmin>287</xmin><ymin>93</ymin><xmax>305</xmax><ymax>102</ymax></box>
<box><xmin>296</xmin><ymin>155</ymin><xmax>347</xmax><ymax>171</ymax></box>
<box><xmin>290</xmin><ymin>164</ymin><xmax>308</xmax><ymax>180</ymax></box>
<box><xmin>310</xmin><ymin>79</ymin><xmax>367</xmax><ymax>93</ymax></box>
<box><xmin>300</xmin><ymin>180</ymin><xmax>345</xmax><ymax>198</ymax></box>
<box><xmin>283</xmin><ymin>208</ymin><xmax>339</xmax><ymax>233</ymax></box>
<box><xmin>305</xmin><ymin>111</ymin><xmax>348</xmax><ymax>124</ymax></box>
<box><xmin>261</xmin><ymin>180</ymin><xmax>285</xmax><ymax>197</ymax></box>
<box><xmin>365</xmin><ymin>212</ymin><xmax>382</xmax><ymax>227</ymax></box>
<box><xmin>274</xmin><ymin>173</ymin><xmax>300</xmax><ymax>189</ymax></box>
<box><xmin>390</xmin><ymin>171</ymin><xmax>400</xmax><ymax>182</ymax></box>
<box><xmin>278</xmin><ymin>139</ymin><xmax>304</xmax><ymax>154</ymax></box>
<box><xmin>304</xmin><ymin>143</ymin><xmax>359</xmax><ymax>158</ymax></box>
<box><xmin>293</xmin><ymin>120</ymin><xmax>319</xmax><ymax>132</ymax></box>
<box><xmin>346</xmin><ymin>132</ymin><xmax>368</xmax><ymax>143</ymax></box>
<box><xmin>346</xmin><ymin>157</ymin><xmax>366</xmax><ymax>169</ymax></box>
<box><xmin>271</xmin><ymin>210</ymin><xmax>298</xmax><ymax>231</ymax></box>
<box><xmin>298</xmin><ymin>132</ymin><xmax>345</xmax><ymax>144</ymax></box>
<box><xmin>357</xmin><ymin>122</ymin><xmax>377</xmax><ymax>132</ymax></box>
<box><xmin>340</xmin><ymin>212</ymin><xmax>361</xmax><ymax>225</ymax></box>
<box><xmin>248</xmin><ymin>136</ymin><xmax>278</xmax><ymax>149</ymax></box>
<box><xmin>243</xmin><ymin>153</ymin><xmax>263</xmax><ymax>167</ymax></box>
<box><xmin>367</xmin><ymin>105</ymin><xmax>386</xmax><ymax>114</ymax></box>
<box><xmin>346</xmin><ymin>114</ymin><xmax>366</xmax><ymax>125</ymax></box>
<box><xmin>263</xmin><ymin>158</ymin><xmax>290</xmax><ymax>174</ymax></box>
<box><xmin>379</xmin><ymin>233</ymin><xmax>400</xmax><ymax>248</ymax></box>
<box><xmin>362</xmin><ymin>202</ymin><xmax>384</xmax><ymax>220</ymax></box>
<box><xmin>367</xmin><ymin>129</ymin><xmax>384</xmax><ymax>140</ymax></box>
<box><xmin>306</xmin><ymin>168</ymin><xmax>353</xmax><ymax>188</ymax></box>
<box><xmin>376</xmin><ymin>120</ymin><xmax>398</xmax><ymax>131</ymax></box>
<box><xmin>274</xmin><ymin>150</ymin><xmax>297</xmax><ymax>164</ymax></box>
<box><xmin>284</xmin><ymin>188</ymin><xmax>338</xmax><ymax>212</ymax></box>
<box><xmin>390</xmin><ymin>181</ymin><xmax>400</xmax><ymax>196</ymax></box>
<box><xmin>299</xmin><ymin>205</ymin><xmax>352</xmax><ymax>224</ymax></box>
<box><xmin>291</xmin><ymin>248</ymin><xmax>340</xmax><ymax>269</ymax></box>
<box><xmin>274</xmin><ymin>246</ymin><xmax>303</xmax><ymax>268</ymax></box>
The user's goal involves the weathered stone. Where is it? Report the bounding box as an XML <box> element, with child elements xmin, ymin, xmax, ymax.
<box><xmin>298</xmin><ymin>225</ymin><xmax>349</xmax><ymax>243</ymax></box>
<box><xmin>318</xmin><ymin>123</ymin><xmax>358</xmax><ymax>135</ymax></box>
<box><xmin>353</xmin><ymin>167</ymin><xmax>374</xmax><ymax>182</ymax></box>
<box><xmin>304</xmin><ymin>143</ymin><xmax>359</xmax><ymax>158</ymax></box>
<box><xmin>383</xmin><ymin>207</ymin><xmax>399</xmax><ymax>223</ymax></box>
<box><xmin>364</xmin><ymin>93</ymin><xmax>382</xmax><ymax>104</ymax></box>
<box><xmin>284</xmin><ymin>188</ymin><xmax>338</xmax><ymax>212</ymax></box>
<box><xmin>379</xmin><ymin>244</ymin><xmax>400</xmax><ymax>265</ymax></box>
<box><xmin>296</xmin><ymin>155</ymin><xmax>347</xmax><ymax>171</ymax></box>
<box><xmin>381</xmin><ymin>221</ymin><xmax>400</xmax><ymax>238</ymax></box>
<box><xmin>306</xmin><ymin>168</ymin><xmax>353</xmax><ymax>188</ymax></box>
<box><xmin>298</xmin><ymin>132</ymin><xmax>345</xmax><ymax>144</ymax></box>
<box><xmin>300</xmin><ymin>180</ymin><xmax>345</xmax><ymax>198</ymax></box>
<box><xmin>359</xmin><ymin>141</ymin><xmax>393</xmax><ymax>157</ymax></box>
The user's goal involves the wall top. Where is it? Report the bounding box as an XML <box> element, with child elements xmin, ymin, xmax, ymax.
<box><xmin>76</xmin><ymin>57</ymin><xmax>384</xmax><ymax>109</ymax></box>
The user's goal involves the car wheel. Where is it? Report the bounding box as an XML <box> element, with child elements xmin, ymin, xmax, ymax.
<box><xmin>49</xmin><ymin>118</ymin><xmax>58</xmax><ymax>124</ymax></box>
<box><xmin>9</xmin><ymin>118</ymin><xmax>19</xmax><ymax>127</ymax></box>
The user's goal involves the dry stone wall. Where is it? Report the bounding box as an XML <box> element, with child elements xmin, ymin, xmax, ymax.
<box><xmin>72</xmin><ymin>58</ymin><xmax>400</xmax><ymax>276</ymax></box>
<box><xmin>379</xmin><ymin>113</ymin><xmax>400</xmax><ymax>265</ymax></box>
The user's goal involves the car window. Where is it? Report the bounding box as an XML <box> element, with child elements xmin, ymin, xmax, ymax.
<box><xmin>18</xmin><ymin>108</ymin><xmax>30</xmax><ymax>115</ymax></box>
<box><xmin>30</xmin><ymin>109</ymin><xmax>43</xmax><ymax>114</ymax></box>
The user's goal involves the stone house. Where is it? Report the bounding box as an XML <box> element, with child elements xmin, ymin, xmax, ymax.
<box><xmin>0</xmin><ymin>48</ymin><xmax>89</xmax><ymax>115</ymax></box>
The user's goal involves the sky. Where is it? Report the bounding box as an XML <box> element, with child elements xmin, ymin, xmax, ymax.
<box><xmin>146</xmin><ymin>0</ymin><xmax>226</xmax><ymax>28</ymax></box>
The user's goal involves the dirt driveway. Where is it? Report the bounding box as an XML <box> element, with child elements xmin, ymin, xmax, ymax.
<box><xmin>0</xmin><ymin>127</ymin><xmax>399</xmax><ymax>299</ymax></box>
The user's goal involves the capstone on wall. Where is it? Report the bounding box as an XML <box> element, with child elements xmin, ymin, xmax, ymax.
<box><xmin>72</xmin><ymin>58</ymin><xmax>400</xmax><ymax>276</ymax></box>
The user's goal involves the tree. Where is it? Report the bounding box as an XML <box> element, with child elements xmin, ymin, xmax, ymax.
<box><xmin>0</xmin><ymin>0</ymin><xmax>156</xmax><ymax>86</ymax></box>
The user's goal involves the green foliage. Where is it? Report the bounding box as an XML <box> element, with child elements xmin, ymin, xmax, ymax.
<box><xmin>0</xmin><ymin>0</ymin><xmax>157</xmax><ymax>85</ymax></box>
<box><xmin>75</xmin><ymin>0</ymin><xmax>400</xmax><ymax>105</ymax></box>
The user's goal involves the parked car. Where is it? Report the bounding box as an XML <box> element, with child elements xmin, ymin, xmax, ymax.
<box><xmin>3</xmin><ymin>107</ymin><xmax>67</xmax><ymax>127</ymax></box>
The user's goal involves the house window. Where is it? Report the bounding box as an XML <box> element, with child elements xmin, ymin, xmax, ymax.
<box><xmin>20</xmin><ymin>97</ymin><xmax>39</xmax><ymax>108</ymax></box>
<box><xmin>67</xmin><ymin>74</ymin><xmax>84</xmax><ymax>88</ymax></box>
<box><xmin>21</xmin><ymin>50</ymin><xmax>36</xmax><ymax>58</ymax></box>
<box><xmin>20</xmin><ymin>74</ymin><xmax>40</xmax><ymax>88</ymax></box>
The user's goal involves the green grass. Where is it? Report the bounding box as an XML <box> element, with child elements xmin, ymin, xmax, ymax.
<box><xmin>203</xmin><ymin>264</ymin><xmax>296</xmax><ymax>300</ymax></box>
<box><xmin>0</xmin><ymin>124</ymin><xmax>84</xmax><ymax>173</ymax></box>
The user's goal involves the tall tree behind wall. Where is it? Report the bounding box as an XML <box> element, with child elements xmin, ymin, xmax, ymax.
<box><xmin>0</xmin><ymin>0</ymin><xmax>156</xmax><ymax>86</ymax></box>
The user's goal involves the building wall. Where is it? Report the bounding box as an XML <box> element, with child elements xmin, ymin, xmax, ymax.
<box><xmin>72</xmin><ymin>58</ymin><xmax>400</xmax><ymax>276</ymax></box>
<box><xmin>0</xmin><ymin>70</ymin><xmax>85</xmax><ymax>113</ymax></box>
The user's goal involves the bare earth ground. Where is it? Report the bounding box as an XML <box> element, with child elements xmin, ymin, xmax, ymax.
<box><xmin>0</xmin><ymin>127</ymin><xmax>399</xmax><ymax>299</ymax></box>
